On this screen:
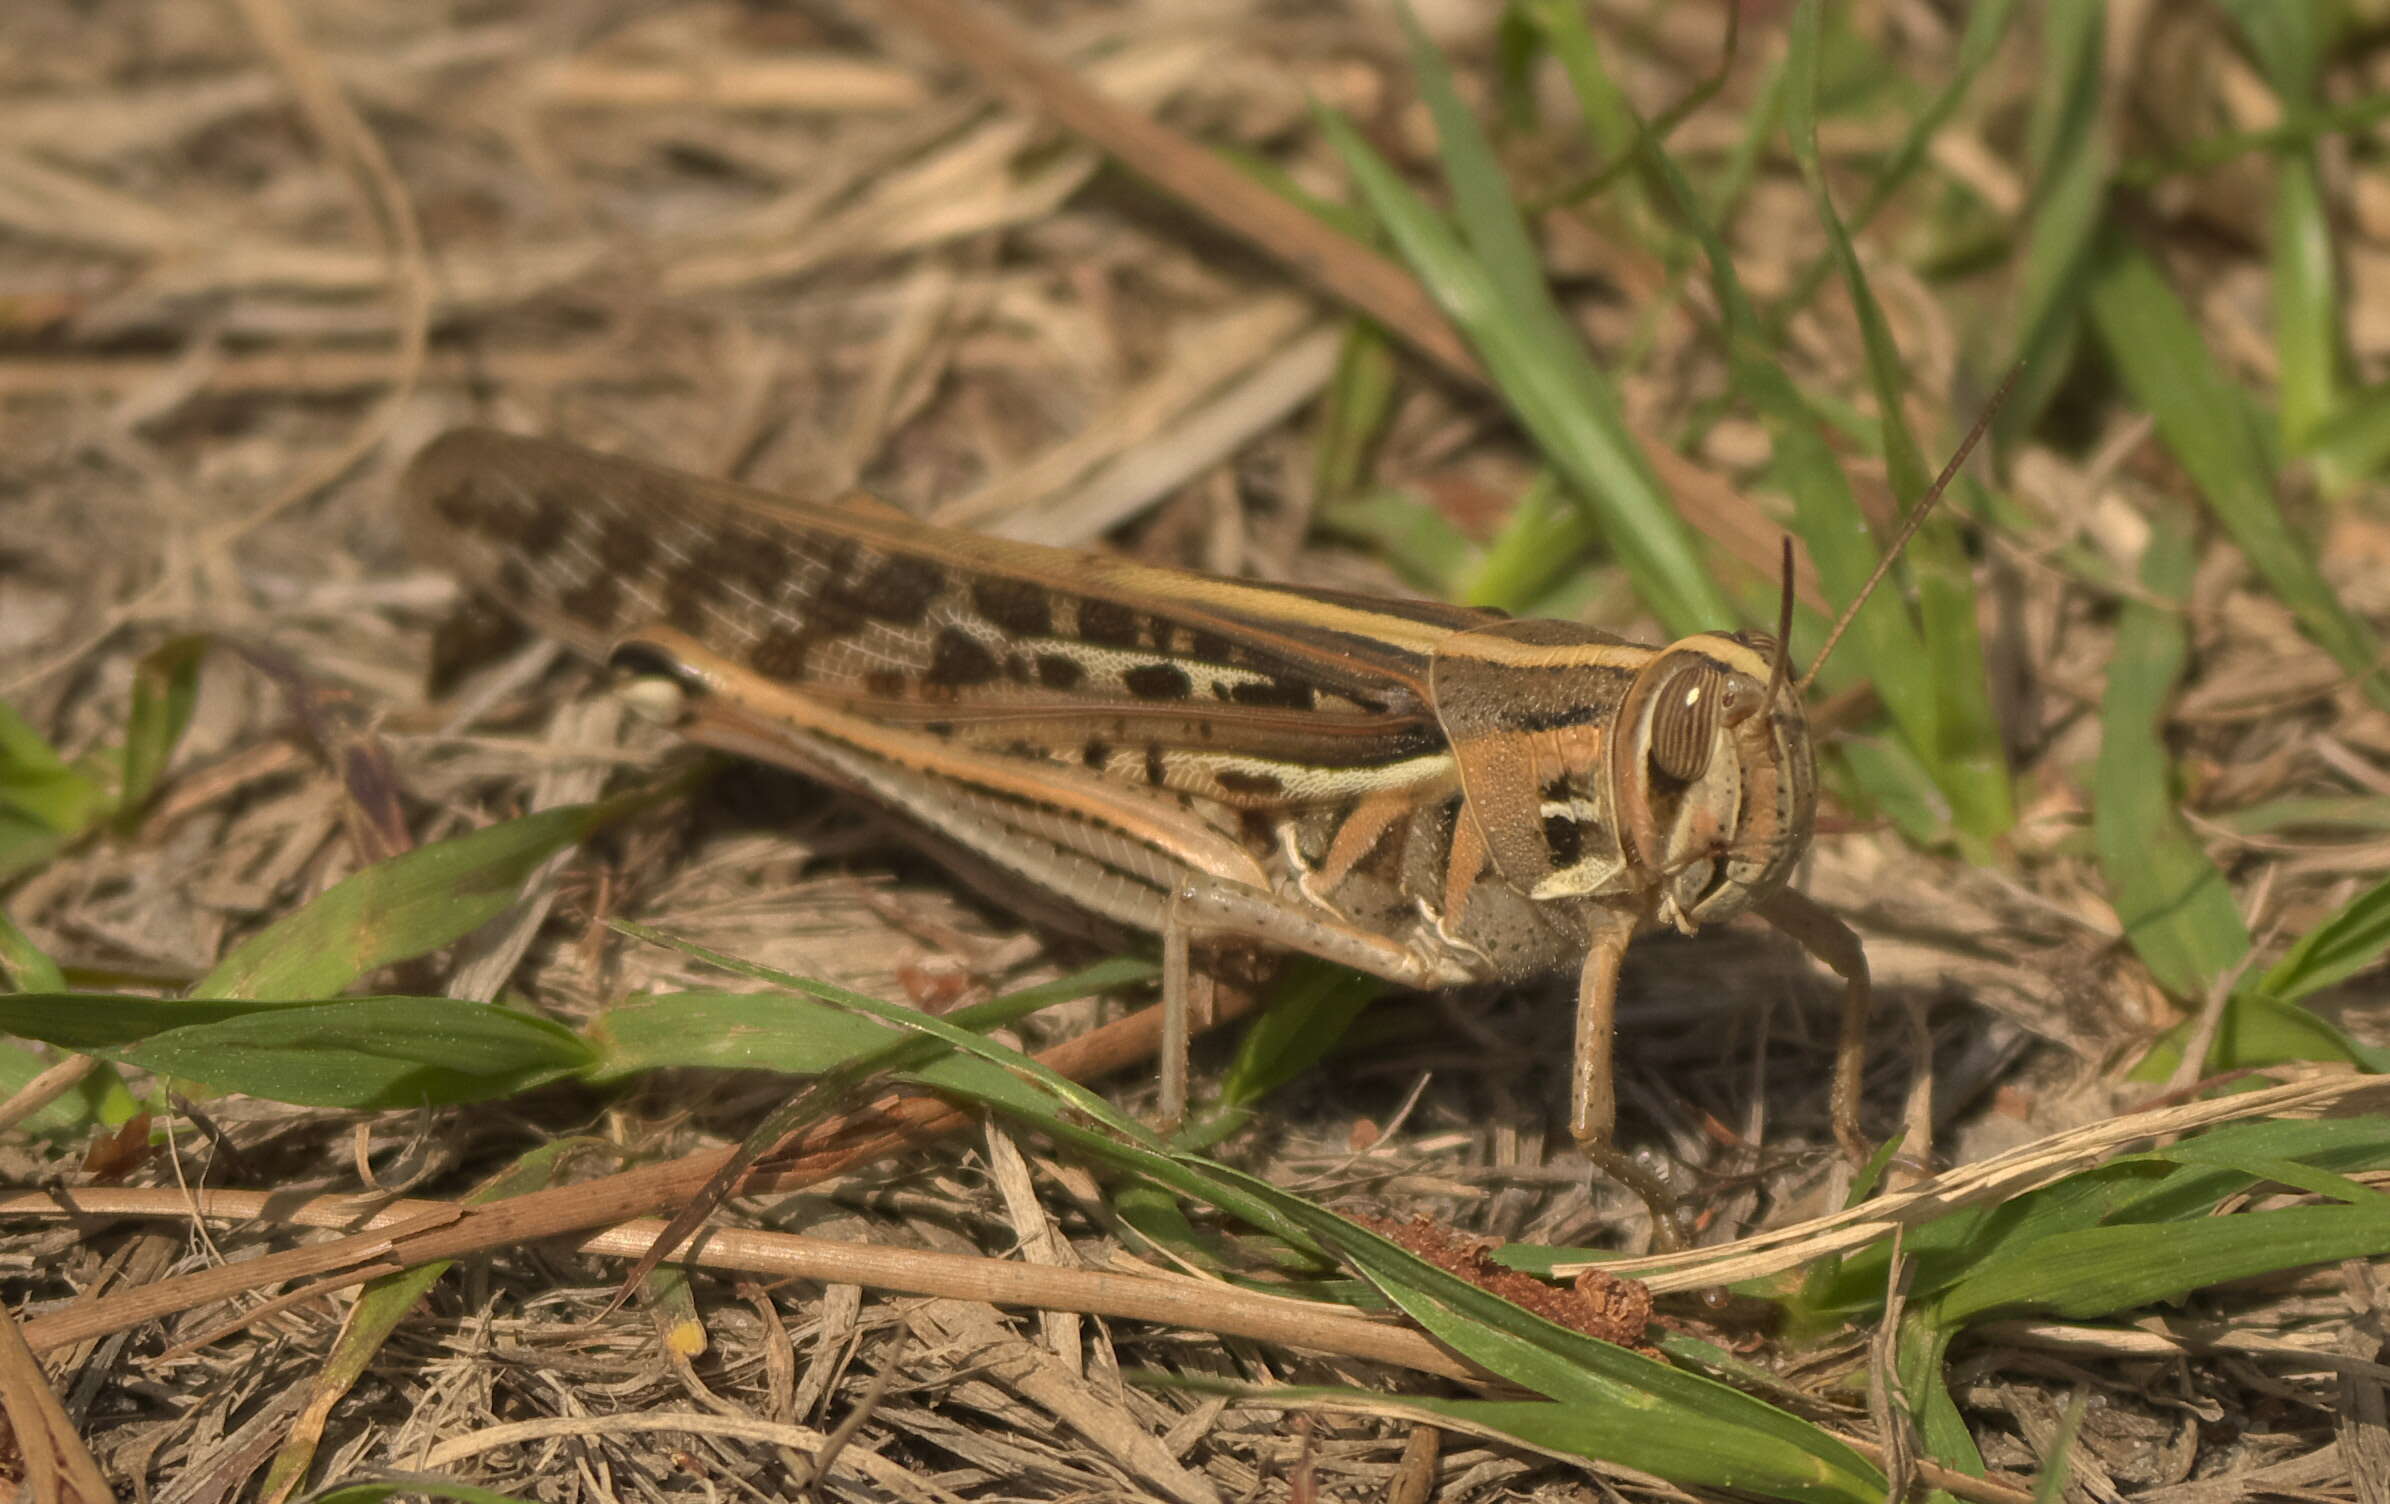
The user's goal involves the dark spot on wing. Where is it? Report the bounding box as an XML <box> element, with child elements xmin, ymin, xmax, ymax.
<box><xmin>750</xmin><ymin>626</ymin><xmax>811</xmax><ymax>680</ymax></box>
<box><xmin>559</xmin><ymin>574</ymin><xmax>621</xmax><ymax>629</ymax></box>
<box><xmin>1215</xmin><ymin>768</ymin><xmax>1284</xmax><ymax>798</ymax></box>
<box><xmin>734</xmin><ymin>534</ymin><xmax>793</xmax><ymax>599</ymax></box>
<box><xmin>794</xmin><ymin>536</ymin><xmax>867</xmax><ymax>636</ymax></box>
<box><xmin>1123</xmin><ymin>663</ymin><xmax>1193</xmax><ymax>701</ymax></box>
<box><xmin>596</xmin><ymin>511</ymin><xmax>652</xmax><ymax>573</ymax></box>
<box><xmin>1077</xmin><ymin>598</ymin><xmax>1139</xmax><ymax>648</ymax></box>
<box><xmin>470</xmin><ymin>488</ymin><xmax>530</xmax><ymax>543</ymax></box>
<box><xmin>860</xmin><ymin>555</ymin><xmax>944</xmax><ymax>625</ymax></box>
<box><xmin>676</xmin><ymin>533</ymin><xmax>774</xmax><ymax>630</ymax></box>
<box><xmin>1227</xmin><ymin>678</ymin><xmax>1314</xmax><ymax>710</ymax></box>
<box><xmin>927</xmin><ymin>626</ymin><xmax>1001</xmax><ymax>687</ymax></box>
<box><xmin>522</xmin><ymin>491</ymin><xmax>576</xmax><ymax>554</ymax></box>
<box><xmin>1036</xmin><ymin>654</ymin><xmax>1085</xmax><ymax>690</ymax></box>
<box><xmin>664</xmin><ymin>571</ymin><xmax>715</xmax><ymax>633</ymax></box>
<box><xmin>431</xmin><ymin>479</ymin><xmax>486</xmax><ymax>530</ymax></box>
<box><xmin>971</xmin><ymin>576</ymin><xmax>1051</xmax><ymax>637</ymax></box>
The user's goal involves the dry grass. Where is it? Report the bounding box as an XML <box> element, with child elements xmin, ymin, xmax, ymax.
<box><xmin>3</xmin><ymin>1</ymin><xmax>2389</xmax><ymax>1499</ymax></box>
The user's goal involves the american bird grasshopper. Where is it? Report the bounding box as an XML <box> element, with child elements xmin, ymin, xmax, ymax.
<box><xmin>403</xmin><ymin>420</ymin><xmax>1981</xmax><ymax>1223</ymax></box>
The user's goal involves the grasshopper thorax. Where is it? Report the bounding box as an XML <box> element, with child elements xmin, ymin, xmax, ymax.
<box><xmin>1609</xmin><ymin>630</ymin><xmax>1813</xmax><ymax>935</ymax></box>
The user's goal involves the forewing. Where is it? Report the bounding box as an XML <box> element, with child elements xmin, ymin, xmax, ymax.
<box><xmin>403</xmin><ymin>429</ymin><xmax>1493</xmax><ymax>805</ymax></box>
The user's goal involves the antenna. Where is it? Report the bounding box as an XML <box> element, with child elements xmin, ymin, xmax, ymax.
<box><xmin>1796</xmin><ymin>361</ymin><xmax>2024</xmax><ymax>696</ymax></box>
<box><xmin>1763</xmin><ymin>535</ymin><xmax>1795</xmax><ymax>706</ymax></box>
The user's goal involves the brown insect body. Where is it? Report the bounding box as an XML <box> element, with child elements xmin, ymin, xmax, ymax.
<box><xmin>402</xmin><ymin>428</ymin><xmax>1860</xmax><ymax>1221</ymax></box>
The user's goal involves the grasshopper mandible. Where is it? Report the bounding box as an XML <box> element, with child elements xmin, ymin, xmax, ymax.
<box><xmin>403</xmin><ymin>411</ymin><xmax>1987</xmax><ymax>1223</ymax></box>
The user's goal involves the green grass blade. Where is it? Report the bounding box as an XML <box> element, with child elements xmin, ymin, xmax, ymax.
<box><xmin>1279</xmin><ymin>1207</ymin><xmax>1882</xmax><ymax>1498</ymax></box>
<box><xmin>1315</xmin><ymin>486</ymin><xmax>1484</xmax><ymax>598</ymax></box>
<box><xmin>0</xmin><ymin>911</ymin><xmax>126</xmax><ymax>1135</ymax></box>
<box><xmin>2257</xmin><ymin>875</ymin><xmax>2390</xmax><ymax>1004</ymax></box>
<box><xmin>2211</xmin><ymin>793</ymin><xmax>2390</xmax><ymax>837</ymax></box>
<box><xmin>1311</xmin><ymin>321</ymin><xmax>1400</xmax><ymax>506</ymax></box>
<box><xmin>0</xmin><ymin>907</ymin><xmax>65</xmax><ymax>993</ymax></box>
<box><xmin>0</xmin><ymin>991</ymin><xmax>326</xmax><ymax>1049</ymax></box>
<box><xmin>1786</xmin><ymin>0</ymin><xmax>1925</xmax><ymax>502</ymax></box>
<box><xmin>115</xmin><ymin>635</ymin><xmax>207</xmax><ymax>830</ymax></box>
<box><xmin>1769</xmin><ymin>0</ymin><xmax>2024</xmax><ymax>329</ymax></box>
<box><xmin>2099</xmin><ymin>1119</ymin><xmax>2390</xmax><ymax>1220</ymax></box>
<box><xmin>1110</xmin><ymin>1152</ymin><xmax>1883</xmax><ymax>1500</ymax></box>
<box><xmin>2091</xmin><ymin>512</ymin><xmax>2251</xmax><ymax>1001</ymax></box>
<box><xmin>1937</xmin><ymin>1201</ymin><xmax>2390</xmax><ymax>1324</ymax></box>
<box><xmin>0</xmin><ymin>811</ymin><xmax>64</xmax><ymax>890</ymax></box>
<box><xmin>191</xmin><ymin>790</ymin><xmax>657</xmax><ymax>1001</ymax></box>
<box><xmin>2306</xmin><ymin>376</ymin><xmax>2390</xmax><ymax>490</ymax></box>
<box><xmin>0</xmin><ymin>993</ymin><xmax>592</xmax><ymax>1107</ymax></box>
<box><xmin>1708</xmin><ymin>47</ymin><xmax>1787</xmax><ymax>220</ymax></box>
<box><xmin>606</xmin><ymin>924</ymin><xmax>1159</xmax><ymax>1140</ymax></box>
<box><xmin>1394</xmin><ymin>5</ymin><xmax>1576</xmax><ymax>315</ymax></box>
<box><xmin>2000</xmin><ymin>0</ymin><xmax>2108</xmax><ymax>444</ymax></box>
<box><xmin>1198</xmin><ymin>959</ymin><xmax>1381</xmax><ymax>1146</ymax></box>
<box><xmin>1506</xmin><ymin>0</ymin><xmax>1663</xmax><ymax>223</ymax></box>
<box><xmin>1799</xmin><ymin>1120</ymin><xmax>2390</xmax><ymax>1332</ymax></box>
<box><xmin>0</xmin><ymin>1040</ymin><xmax>124</xmax><ymax>1136</ymax></box>
<box><xmin>0</xmin><ymin>700</ymin><xmax>107</xmax><ymax>838</ymax></box>
<box><xmin>1624</xmin><ymin>109</ymin><xmax>1968</xmax><ymax>843</ymax></box>
<box><xmin>596</xmin><ymin>988</ymin><xmax>1038</xmax><ymax>1079</ymax></box>
<box><xmin>1832</xmin><ymin>736</ymin><xmax>1952</xmax><ymax>847</ymax></box>
<box><xmin>146</xmin><ymin>995</ymin><xmax>589</xmax><ymax>1106</ymax></box>
<box><xmin>590</xmin><ymin>957</ymin><xmax>1150</xmax><ymax>1084</ymax></box>
<box><xmin>2269</xmin><ymin>151</ymin><xmax>2339</xmax><ymax>456</ymax></box>
<box><xmin>2138</xmin><ymin>1139</ymin><xmax>2386</xmax><ymax>1207</ymax></box>
<box><xmin>2087</xmin><ymin>238</ymin><xmax>2389</xmax><ymax>711</ymax></box>
<box><xmin>1317</xmin><ymin>12</ymin><xmax>1736</xmax><ymax>633</ymax></box>
<box><xmin>1456</xmin><ymin>472</ymin><xmax>1598</xmax><ymax>612</ymax></box>
<box><xmin>1177</xmin><ymin>1385</ymin><xmax>1881</xmax><ymax>1504</ymax></box>
<box><xmin>598</xmin><ymin>940</ymin><xmax>1883</xmax><ymax>1500</ymax></box>
<box><xmin>2215</xmin><ymin>0</ymin><xmax>2341</xmax><ymax>458</ymax></box>
<box><xmin>1894</xmin><ymin>1309</ymin><xmax>1986</xmax><ymax>1481</ymax></box>
<box><xmin>2031</xmin><ymin>1395</ymin><xmax>2090</xmax><ymax>1504</ymax></box>
<box><xmin>1786</xmin><ymin>0</ymin><xmax>2012</xmax><ymax>846</ymax></box>
<box><xmin>1507</xmin><ymin>0</ymin><xmax>1634</xmax><ymax>158</ymax></box>
<box><xmin>2137</xmin><ymin>992</ymin><xmax>2378</xmax><ymax>1075</ymax></box>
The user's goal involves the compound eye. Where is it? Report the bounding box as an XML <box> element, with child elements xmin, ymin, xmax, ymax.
<box><xmin>608</xmin><ymin>640</ymin><xmax>701</xmax><ymax>725</ymax></box>
<box><xmin>1649</xmin><ymin>660</ymin><xmax>1722</xmax><ymax>781</ymax></box>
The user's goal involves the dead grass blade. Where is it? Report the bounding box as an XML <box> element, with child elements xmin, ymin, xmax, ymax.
<box><xmin>0</xmin><ymin>1298</ymin><xmax>115</xmax><ymax>1504</ymax></box>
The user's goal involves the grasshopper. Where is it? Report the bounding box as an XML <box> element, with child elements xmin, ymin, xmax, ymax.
<box><xmin>403</xmin><ymin>413</ymin><xmax>1985</xmax><ymax>1223</ymax></box>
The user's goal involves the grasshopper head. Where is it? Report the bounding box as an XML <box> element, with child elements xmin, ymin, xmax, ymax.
<box><xmin>1609</xmin><ymin>630</ymin><xmax>1814</xmax><ymax>934</ymax></box>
